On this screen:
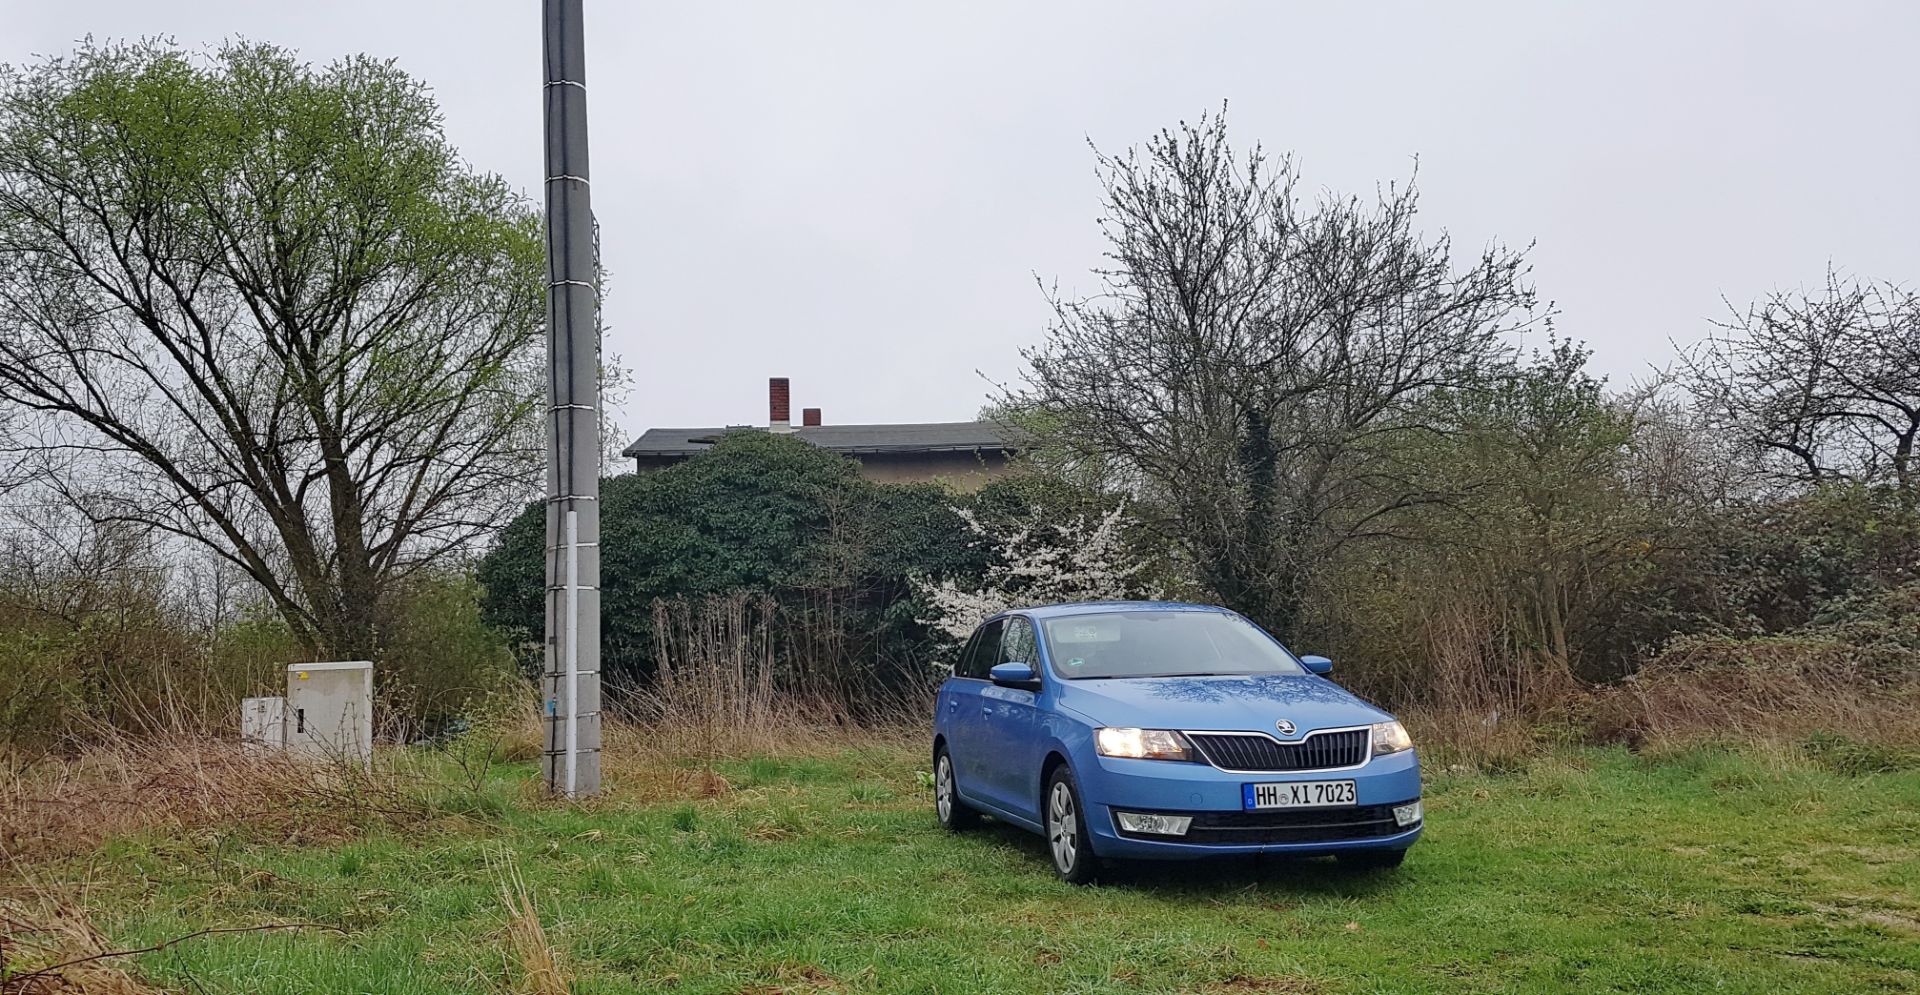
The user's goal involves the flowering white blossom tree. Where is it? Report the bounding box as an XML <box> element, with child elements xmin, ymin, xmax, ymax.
<box><xmin>913</xmin><ymin>501</ymin><xmax>1158</xmax><ymax>643</ymax></box>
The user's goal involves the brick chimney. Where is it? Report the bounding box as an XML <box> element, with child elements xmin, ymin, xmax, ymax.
<box><xmin>801</xmin><ymin>407</ymin><xmax>821</xmax><ymax>427</ymax></box>
<box><xmin>768</xmin><ymin>377</ymin><xmax>792</xmax><ymax>433</ymax></box>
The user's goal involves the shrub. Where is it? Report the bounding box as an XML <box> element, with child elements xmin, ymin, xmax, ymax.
<box><xmin>1802</xmin><ymin>731</ymin><xmax>1920</xmax><ymax>776</ymax></box>
<box><xmin>1611</xmin><ymin>584</ymin><xmax>1920</xmax><ymax>746</ymax></box>
<box><xmin>0</xmin><ymin>558</ymin><xmax>280</xmax><ymax>744</ymax></box>
<box><xmin>0</xmin><ymin>555</ymin><xmax>517</xmax><ymax>747</ymax></box>
<box><xmin>376</xmin><ymin>572</ymin><xmax>522</xmax><ymax>737</ymax></box>
<box><xmin>478</xmin><ymin>433</ymin><xmax>989</xmax><ymax>704</ymax></box>
<box><xmin>1688</xmin><ymin>484</ymin><xmax>1919</xmax><ymax>635</ymax></box>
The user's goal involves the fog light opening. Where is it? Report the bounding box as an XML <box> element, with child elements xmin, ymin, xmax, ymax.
<box><xmin>1393</xmin><ymin>800</ymin><xmax>1423</xmax><ymax>828</ymax></box>
<box><xmin>1115</xmin><ymin>812</ymin><xmax>1193</xmax><ymax>836</ymax></box>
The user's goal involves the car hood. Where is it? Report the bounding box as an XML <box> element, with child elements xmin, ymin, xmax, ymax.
<box><xmin>1054</xmin><ymin>673</ymin><xmax>1392</xmax><ymax>734</ymax></box>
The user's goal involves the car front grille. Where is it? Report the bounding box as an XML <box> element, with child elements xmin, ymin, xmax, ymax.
<box><xmin>1187</xmin><ymin>729</ymin><xmax>1369</xmax><ymax>771</ymax></box>
<box><xmin>1114</xmin><ymin>802</ymin><xmax>1414</xmax><ymax>845</ymax></box>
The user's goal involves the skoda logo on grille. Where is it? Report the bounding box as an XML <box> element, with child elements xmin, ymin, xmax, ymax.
<box><xmin>1275</xmin><ymin>719</ymin><xmax>1297</xmax><ymax>736</ymax></box>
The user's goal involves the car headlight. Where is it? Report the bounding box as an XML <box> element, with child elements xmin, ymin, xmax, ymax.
<box><xmin>1095</xmin><ymin>727</ymin><xmax>1195</xmax><ymax>761</ymax></box>
<box><xmin>1371</xmin><ymin>720</ymin><xmax>1413</xmax><ymax>756</ymax></box>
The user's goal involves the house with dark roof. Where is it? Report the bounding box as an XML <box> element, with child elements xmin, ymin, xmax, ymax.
<box><xmin>621</xmin><ymin>378</ymin><xmax>1020</xmax><ymax>492</ymax></box>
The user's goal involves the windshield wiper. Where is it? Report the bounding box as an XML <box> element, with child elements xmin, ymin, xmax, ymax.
<box><xmin>1081</xmin><ymin>671</ymin><xmax>1292</xmax><ymax>680</ymax></box>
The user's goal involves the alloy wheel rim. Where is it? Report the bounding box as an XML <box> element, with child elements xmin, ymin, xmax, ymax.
<box><xmin>1048</xmin><ymin>781</ymin><xmax>1077</xmax><ymax>871</ymax></box>
<box><xmin>936</xmin><ymin>756</ymin><xmax>953</xmax><ymax>821</ymax></box>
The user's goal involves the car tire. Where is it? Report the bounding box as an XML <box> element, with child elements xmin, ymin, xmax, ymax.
<box><xmin>1337</xmin><ymin>848</ymin><xmax>1408</xmax><ymax>871</ymax></box>
<box><xmin>933</xmin><ymin>746</ymin><xmax>979</xmax><ymax>831</ymax></box>
<box><xmin>1044</xmin><ymin>765</ymin><xmax>1099</xmax><ymax>884</ymax></box>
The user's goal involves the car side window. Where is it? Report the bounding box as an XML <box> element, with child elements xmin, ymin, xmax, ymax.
<box><xmin>963</xmin><ymin>619</ymin><xmax>1004</xmax><ymax>679</ymax></box>
<box><xmin>949</xmin><ymin>628</ymin><xmax>980</xmax><ymax>678</ymax></box>
<box><xmin>1000</xmin><ymin>616</ymin><xmax>1036</xmax><ymax>667</ymax></box>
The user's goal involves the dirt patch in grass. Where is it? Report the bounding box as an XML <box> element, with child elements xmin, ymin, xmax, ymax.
<box><xmin>1196</xmin><ymin>975</ymin><xmax>1325</xmax><ymax>994</ymax></box>
<box><xmin>735</xmin><ymin>963</ymin><xmax>846</xmax><ymax>994</ymax></box>
<box><xmin>1815</xmin><ymin>902</ymin><xmax>1920</xmax><ymax>937</ymax></box>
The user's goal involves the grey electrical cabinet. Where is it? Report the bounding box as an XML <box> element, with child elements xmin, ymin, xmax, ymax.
<box><xmin>285</xmin><ymin>660</ymin><xmax>373</xmax><ymax>765</ymax></box>
<box><xmin>240</xmin><ymin>696</ymin><xmax>287</xmax><ymax>754</ymax></box>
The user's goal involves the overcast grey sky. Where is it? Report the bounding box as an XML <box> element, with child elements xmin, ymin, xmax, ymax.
<box><xmin>9</xmin><ymin>1</ymin><xmax>1918</xmax><ymax>442</ymax></box>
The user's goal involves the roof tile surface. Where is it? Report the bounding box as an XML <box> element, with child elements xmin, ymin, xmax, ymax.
<box><xmin>622</xmin><ymin>421</ymin><xmax>1020</xmax><ymax>458</ymax></box>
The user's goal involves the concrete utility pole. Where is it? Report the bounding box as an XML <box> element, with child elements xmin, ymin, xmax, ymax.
<box><xmin>541</xmin><ymin>0</ymin><xmax>601</xmax><ymax>797</ymax></box>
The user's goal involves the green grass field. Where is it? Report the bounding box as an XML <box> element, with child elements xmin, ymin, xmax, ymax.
<box><xmin>22</xmin><ymin>741</ymin><xmax>1920</xmax><ymax>994</ymax></box>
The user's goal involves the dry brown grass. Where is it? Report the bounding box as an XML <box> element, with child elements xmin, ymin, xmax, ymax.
<box><xmin>1602</xmin><ymin>639</ymin><xmax>1920</xmax><ymax>750</ymax></box>
<box><xmin>10</xmin><ymin>660</ymin><xmax>1906</xmax><ymax>873</ymax></box>
<box><xmin>1356</xmin><ymin>587</ymin><xmax>1920</xmax><ymax>765</ymax></box>
<box><xmin>643</xmin><ymin>592</ymin><xmax>936</xmax><ymax>749</ymax></box>
<box><xmin>464</xmin><ymin>690</ymin><xmax>547</xmax><ymax>765</ymax></box>
<box><xmin>0</xmin><ymin>730</ymin><xmax>435</xmax><ymax>871</ymax></box>
<box><xmin>1397</xmin><ymin>707</ymin><xmax>1545</xmax><ymax>771</ymax></box>
<box><xmin>456</xmin><ymin>680</ymin><xmax>925</xmax><ymax>805</ymax></box>
<box><xmin>0</xmin><ymin>877</ymin><xmax>344</xmax><ymax>995</ymax></box>
<box><xmin>612</xmin><ymin>695</ymin><xmax>921</xmax><ymax>758</ymax></box>
<box><xmin>492</xmin><ymin>855</ymin><xmax>569</xmax><ymax>995</ymax></box>
<box><xmin>610</xmin><ymin>607</ymin><xmax>929</xmax><ymax>797</ymax></box>
<box><xmin>596</xmin><ymin>708</ymin><xmax>924</xmax><ymax>806</ymax></box>
<box><xmin>0</xmin><ymin>894</ymin><xmax>162</xmax><ymax>995</ymax></box>
<box><xmin>1406</xmin><ymin>664</ymin><xmax>1919</xmax><ymax>769</ymax></box>
<box><xmin>0</xmin><ymin>686</ymin><xmax>926</xmax><ymax>879</ymax></box>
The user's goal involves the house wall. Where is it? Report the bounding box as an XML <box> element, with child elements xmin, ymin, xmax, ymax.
<box><xmin>851</xmin><ymin>451</ymin><xmax>1013</xmax><ymax>492</ymax></box>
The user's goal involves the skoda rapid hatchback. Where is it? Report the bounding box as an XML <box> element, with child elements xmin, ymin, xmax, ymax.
<box><xmin>931</xmin><ymin>602</ymin><xmax>1422</xmax><ymax>882</ymax></box>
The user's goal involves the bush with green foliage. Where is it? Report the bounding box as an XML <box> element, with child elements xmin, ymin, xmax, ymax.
<box><xmin>478</xmin><ymin>433</ymin><xmax>991</xmax><ymax>701</ymax></box>
<box><xmin>0</xmin><ymin>551</ymin><xmax>517</xmax><ymax>746</ymax></box>
<box><xmin>1275</xmin><ymin>344</ymin><xmax>1918</xmax><ymax>725</ymax></box>
<box><xmin>374</xmin><ymin>572</ymin><xmax>522</xmax><ymax>734</ymax></box>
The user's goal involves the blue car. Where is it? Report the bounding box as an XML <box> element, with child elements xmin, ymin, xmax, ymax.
<box><xmin>931</xmin><ymin>601</ymin><xmax>1422</xmax><ymax>882</ymax></box>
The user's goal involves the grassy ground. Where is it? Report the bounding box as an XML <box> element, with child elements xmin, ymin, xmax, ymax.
<box><xmin>8</xmin><ymin>739</ymin><xmax>1920</xmax><ymax>994</ymax></box>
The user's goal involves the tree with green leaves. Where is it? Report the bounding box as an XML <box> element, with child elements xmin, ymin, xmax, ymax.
<box><xmin>1423</xmin><ymin>343</ymin><xmax>1646</xmax><ymax>682</ymax></box>
<box><xmin>0</xmin><ymin>41</ymin><xmax>546</xmax><ymax>659</ymax></box>
<box><xmin>1306</xmin><ymin>344</ymin><xmax>1694</xmax><ymax>710</ymax></box>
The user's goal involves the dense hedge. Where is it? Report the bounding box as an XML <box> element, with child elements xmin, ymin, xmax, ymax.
<box><xmin>476</xmin><ymin>433</ymin><xmax>995</xmax><ymax>695</ymax></box>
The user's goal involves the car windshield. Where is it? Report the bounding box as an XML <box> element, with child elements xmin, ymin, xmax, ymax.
<box><xmin>1041</xmin><ymin>611</ymin><xmax>1307</xmax><ymax>679</ymax></box>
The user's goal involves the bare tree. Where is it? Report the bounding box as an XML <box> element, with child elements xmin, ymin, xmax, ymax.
<box><xmin>1683</xmin><ymin>272</ymin><xmax>1920</xmax><ymax>509</ymax></box>
<box><xmin>0</xmin><ymin>498</ymin><xmax>167</xmax><ymax>629</ymax></box>
<box><xmin>1017</xmin><ymin>111</ymin><xmax>1541</xmax><ymax>636</ymax></box>
<box><xmin>0</xmin><ymin>42</ymin><xmax>545</xmax><ymax>658</ymax></box>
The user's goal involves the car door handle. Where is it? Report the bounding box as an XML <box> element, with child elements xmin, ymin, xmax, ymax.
<box><xmin>946</xmin><ymin>699</ymin><xmax>957</xmax><ymax>712</ymax></box>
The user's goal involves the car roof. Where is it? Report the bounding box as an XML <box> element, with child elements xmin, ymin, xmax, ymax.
<box><xmin>1000</xmin><ymin>600</ymin><xmax>1235</xmax><ymax>622</ymax></box>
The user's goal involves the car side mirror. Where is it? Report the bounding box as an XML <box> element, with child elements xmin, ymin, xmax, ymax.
<box><xmin>1299</xmin><ymin>654</ymin><xmax>1333</xmax><ymax>675</ymax></box>
<box><xmin>989</xmin><ymin>661</ymin><xmax>1039</xmax><ymax>689</ymax></box>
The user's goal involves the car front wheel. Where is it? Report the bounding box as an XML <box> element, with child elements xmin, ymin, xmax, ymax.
<box><xmin>934</xmin><ymin>747</ymin><xmax>978</xmax><ymax>831</ymax></box>
<box><xmin>1044</xmin><ymin>765</ymin><xmax>1099</xmax><ymax>884</ymax></box>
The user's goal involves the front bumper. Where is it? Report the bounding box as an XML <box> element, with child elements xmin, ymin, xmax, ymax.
<box><xmin>1079</xmin><ymin>747</ymin><xmax>1423</xmax><ymax>859</ymax></box>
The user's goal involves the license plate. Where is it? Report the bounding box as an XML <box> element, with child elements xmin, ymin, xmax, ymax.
<box><xmin>1243</xmin><ymin>780</ymin><xmax>1357</xmax><ymax>810</ymax></box>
